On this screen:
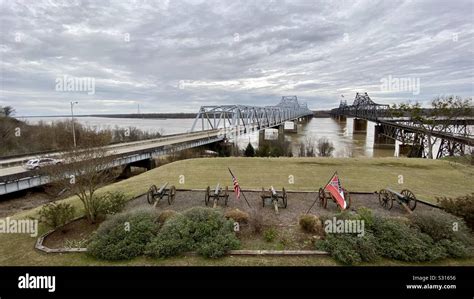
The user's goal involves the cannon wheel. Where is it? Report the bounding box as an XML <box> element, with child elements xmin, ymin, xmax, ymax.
<box><xmin>168</xmin><ymin>185</ymin><xmax>176</xmax><ymax>205</ymax></box>
<box><xmin>224</xmin><ymin>186</ymin><xmax>229</xmax><ymax>206</ymax></box>
<box><xmin>205</xmin><ymin>186</ymin><xmax>211</xmax><ymax>206</ymax></box>
<box><xmin>401</xmin><ymin>189</ymin><xmax>417</xmax><ymax>211</ymax></box>
<box><xmin>318</xmin><ymin>188</ymin><xmax>327</xmax><ymax>209</ymax></box>
<box><xmin>282</xmin><ymin>187</ymin><xmax>288</xmax><ymax>208</ymax></box>
<box><xmin>343</xmin><ymin>189</ymin><xmax>351</xmax><ymax>209</ymax></box>
<box><xmin>378</xmin><ymin>189</ymin><xmax>393</xmax><ymax>210</ymax></box>
<box><xmin>147</xmin><ymin>185</ymin><xmax>158</xmax><ymax>205</ymax></box>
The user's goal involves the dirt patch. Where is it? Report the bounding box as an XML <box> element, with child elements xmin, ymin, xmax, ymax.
<box><xmin>42</xmin><ymin>218</ymin><xmax>101</xmax><ymax>249</ymax></box>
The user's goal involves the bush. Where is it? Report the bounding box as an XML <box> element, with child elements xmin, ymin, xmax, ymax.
<box><xmin>437</xmin><ymin>239</ymin><xmax>471</xmax><ymax>258</ymax></box>
<box><xmin>157</xmin><ymin>210</ymin><xmax>177</xmax><ymax>224</ymax></box>
<box><xmin>249</xmin><ymin>208</ymin><xmax>264</xmax><ymax>234</ymax></box>
<box><xmin>356</xmin><ymin>207</ymin><xmax>375</xmax><ymax>229</ymax></box>
<box><xmin>145</xmin><ymin>207</ymin><xmax>240</xmax><ymax>258</ymax></box>
<box><xmin>87</xmin><ymin>210</ymin><xmax>159</xmax><ymax>260</ymax></box>
<box><xmin>92</xmin><ymin>191</ymin><xmax>128</xmax><ymax>218</ymax></box>
<box><xmin>317</xmin><ymin>232</ymin><xmax>379</xmax><ymax>265</ymax></box>
<box><xmin>371</xmin><ymin>216</ymin><xmax>444</xmax><ymax>262</ymax></box>
<box><xmin>39</xmin><ymin>202</ymin><xmax>75</xmax><ymax>230</ymax></box>
<box><xmin>299</xmin><ymin>214</ymin><xmax>323</xmax><ymax>234</ymax></box>
<box><xmin>438</xmin><ymin>193</ymin><xmax>474</xmax><ymax>230</ymax></box>
<box><xmin>409</xmin><ymin>209</ymin><xmax>472</xmax><ymax>244</ymax></box>
<box><xmin>263</xmin><ymin>227</ymin><xmax>278</xmax><ymax>242</ymax></box>
<box><xmin>225</xmin><ymin>209</ymin><xmax>249</xmax><ymax>224</ymax></box>
<box><xmin>145</xmin><ymin>214</ymin><xmax>191</xmax><ymax>258</ymax></box>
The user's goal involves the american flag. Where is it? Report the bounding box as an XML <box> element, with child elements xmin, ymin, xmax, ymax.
<box><xmin>229</xmin><ymin>168</ymin><xmax>241</xmax><ymax>199</ymax></box>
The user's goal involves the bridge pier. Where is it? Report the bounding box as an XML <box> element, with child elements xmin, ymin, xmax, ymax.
<box><xmin>353</xmin><ymin>118</ymin><xmax>367</xmax><ymax>134</ymax></box>
<box><xmin>119</xmin><ymin>158</ymin><xmax>156</xmax><ymax>178</ymax></box>
<box><xmin>399</xmin><ymin>144</ymin><xmax>423</xmax><ymax>158</ymax></box>
<box><xmin>283</xmin><ymin>121</ymin><xmax>298</xmax><ymax>133</ymax></box>
<box><xmin>336</xmin><ymin>115</ymin><xmax>346</xmax><ymax>122</ymax></box>
<box><xmin>259</xmin><ymin>128</ymin><xmax>284</xmax><ymax>145</ymax></box>
<box><xmin>373</xmin><ymin>125</ymin><xmax>395</xmax><ymax>149</ymax></box>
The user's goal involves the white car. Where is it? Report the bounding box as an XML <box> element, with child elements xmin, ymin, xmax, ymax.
<box><xmin>24</xmin><ymin>158</ymin><xmax>64</xmax><ymax>170</ymax></box>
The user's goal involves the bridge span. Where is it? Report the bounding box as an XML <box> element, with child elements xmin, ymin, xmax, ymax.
<box><xmin>0</xmin><ymin>96</ymin><xmax>312</xmax><ymax>196</ymax></box>
<box><xmin>331</xmin><ymin>92</ymin><xmax>473</xmax><ymax>158</ymax></box>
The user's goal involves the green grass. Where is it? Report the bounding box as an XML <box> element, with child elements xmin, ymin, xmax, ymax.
<box><xmin>1</xmin><ymin>157</ymin><xmax>473</xmax><ymax>266</ymax></box>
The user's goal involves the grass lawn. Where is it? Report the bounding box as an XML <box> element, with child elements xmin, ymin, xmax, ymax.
<box><xmin>1</xmin><ymin>157</ymin><xmax>473</xmax><ymax>266</ymax></box>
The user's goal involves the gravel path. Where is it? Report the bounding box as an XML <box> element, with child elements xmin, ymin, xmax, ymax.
<box><xmin>125</xmin><ymin>190</ymin><xmax>433</xmax><ymax>226</ymax></box>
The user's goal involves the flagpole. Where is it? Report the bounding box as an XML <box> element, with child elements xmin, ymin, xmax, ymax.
<box><xmin>228</xmin><ymin>168</ymin><xmax>252</xmax><ymax>208</ymax></box>
<box><xmin>305</xmin><ymin>171</ymin><xmax>338</xmax><ymax>214</ymax></box>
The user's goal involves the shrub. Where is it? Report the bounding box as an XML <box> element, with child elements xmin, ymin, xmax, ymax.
<box><xmin>157</xmin><ymin>210</ymin><xmax>177</xmax><ymax>224</ymax></box>
<box><xmin>249</xmin><ymin>208</ymin><xmax>264</xmax><ymax>234</ymax></box>
<box><xmin>371</xmin><ymin>216</ymin><xmax>444</xmax><ymax>262</ymax></box>
<box><xmin>145</xmin><ymin>207</ymin><xmax>240</xmax><ymax>258</ymax></box>
<box><xmin>87</xmin><ymin>210</ymin><xmax>159</xmax><ymax>260</ymax></box>
<box><xmin>409</xmin><ymin>209</ymin><xmax>472</xmax><ymax>244</ymax></box>
<box><xmin>145</xmin><ymin>214</ymin><xmax>191</xmax><ymax>258</ymax></box>
<box><xmin>91</xmin><ymin>191</ymin><xmax>128</xmax><ymax>218</ymax></box>
<box><xmin>317</xmin><ymin>232</ymin><xmax>379</xmax><ymax>265</ymax></box>
<box><xmin>263</xmin><ymin>227</ymin><xmax>278</xmax><ymax>242</ymax></box>
<box><xmin>39</xmin><ymin>202</ymin><xmax>75</xmax><ymax>231</ymax></box>
<box><xmin>356</xmin><ymin>207</ymin><xmax>375</xmax><ymax>229</ymax></box>
<box><xmin>225</xmin><ymin>209</ymin><xmax>249</xmax><ymax>224</ymax></box>
<box><xmin>299</xmin><ymin>214</ymin><xmax>323</xmax><ymax>234</ymax></box>
<box><xmin>438</xmin><ymin>193</ymin><xmax>474</xmax><ymax>230</ymax></box>
<box><xmin>437</xmin><ymin>239</ymin><xmax>470</xmax><ymax>258</ymax></box>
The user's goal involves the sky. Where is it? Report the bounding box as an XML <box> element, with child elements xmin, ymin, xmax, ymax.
<box><xmin>1</xmin><ymin>0</ymin><xmax>473</xmax><ymax>116</ymax></box>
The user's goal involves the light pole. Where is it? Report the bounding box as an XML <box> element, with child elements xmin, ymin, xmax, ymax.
<box><xmin>70</xmin><ymin>101</ymin><xmax>78</xmax><ymax>147</ymax></box>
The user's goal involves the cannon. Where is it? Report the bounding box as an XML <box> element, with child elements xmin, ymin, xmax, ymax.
<box><xmin>378</xmin><ymin>188</ymin><xmax>417</xmax><ymax>213</ymax></box>
<box><xmin>205</xmin><ymin>183</ymin><xmax>229</xmax><ymax>207</ymax></box>
<box><xmin>260</xmin><ymin>186</ymin><xmax>288</xmax><ymax>214</ymax></box>
<box><xmin>147</xmin><ymin>182</ymin><xmax>176</xmax><ymax>207</ymax></box>
<box><xmin>318</xmin><ymin>187</ymin><xmax>351</xmax><ymax>210</ymax></box>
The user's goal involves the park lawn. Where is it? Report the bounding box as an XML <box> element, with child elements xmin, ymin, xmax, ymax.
<box><xmin>0</xmin><ymin>157</ymin><xmax>473</xmax><ymax>266</ymax></box>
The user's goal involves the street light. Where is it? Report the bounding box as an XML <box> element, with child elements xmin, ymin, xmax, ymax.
<box><xmin>70</xmin><ymin>101</ymin><xmax>78</xmax><ymax>147</ymax></box>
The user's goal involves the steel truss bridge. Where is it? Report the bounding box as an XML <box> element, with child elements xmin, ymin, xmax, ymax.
<box><xmin>1</xmin><ymin>96</ymin><xmax>312</xmax><ymax>196</ymax></box>
<box><xmin>331</xmin><ymin>92</ymin><xmax>474</xmax><ymax>158</ymax></box>
<box><xmin>191</xmin><ymin>96</ymin><xmax>313</xmax><ymax>135</ymax></box>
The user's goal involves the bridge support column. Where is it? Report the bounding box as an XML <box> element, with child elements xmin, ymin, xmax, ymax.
<box><xmin>336</xmin><ymin>115</ymin><xmax>346</xmax><ymax>122</ymax></box>
<box><xmin>399</xmin><ymin>144</ymin><xmax>423</xmax><ymax>158</ymax></box>
<box><xmin>353</xmin><ymin>118</ymin><xmax>367</xmax><ymax>134</ymax></box>
<box><xmin>373</xmin><ymin>125</ymin><xmax>395</xmax><ymax>149</ymax></box>
<box><xmin>282</xmin><ymin>121</ymin><xmax>298</xmax><ymax>133</ymax></box>
<box><xmin>259</xmin><ymin>128</ymin><xmax>283</xmax><ymax>146</ymax></box>
<box><xmin>119</xmin><ymin>164</ymin><xmax>132</xmax><ymax>179</ymax></box>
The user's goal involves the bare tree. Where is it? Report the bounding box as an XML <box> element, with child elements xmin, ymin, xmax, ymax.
<box><xmin>299</xmin><ymin>136</ymin><xmax>316</xmax><ymax>157</ymax></box>
<box><xmin>44</xmin><ymin>140</ymin><xmax>118</xmax><ymax>223</ymax></box>
<box><xmin>393</xmin><ymin>96</ymin><xmax>473</xmax><ymax>159</ymax></box>
<box><xmin>316</xmin><ymin>137</ymin><xmax>335</xmax><ymax>157</ymax></box>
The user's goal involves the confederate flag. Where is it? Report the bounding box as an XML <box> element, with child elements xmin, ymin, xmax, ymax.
<box><xmin>325</xmin><ymin>172</ymin><xmax>347</xmax><ymax>209</ymax></box>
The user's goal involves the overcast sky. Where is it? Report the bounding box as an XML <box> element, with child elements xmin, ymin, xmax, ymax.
<box><xmin>1</xmin><ymin>0</ymin><xmax>473</xmax><ymax>116</ymax></box>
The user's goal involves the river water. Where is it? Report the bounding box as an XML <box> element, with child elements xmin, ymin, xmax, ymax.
<box><xmin>21</xmin><ymin>116</ymin><xmax>397</xmax><ymax>158</ymax></box>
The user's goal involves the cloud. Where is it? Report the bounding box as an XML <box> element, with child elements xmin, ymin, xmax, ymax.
<box><xmin>0</xmin><ymin>0</ymin><xmax>472</xmax><ymax>115</ymax></box>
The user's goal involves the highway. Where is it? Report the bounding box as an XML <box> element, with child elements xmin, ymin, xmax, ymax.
<box><xmin>0</xmin><ymin>129</ymin><xmax>221</xmax><ymax>179</ymax></box>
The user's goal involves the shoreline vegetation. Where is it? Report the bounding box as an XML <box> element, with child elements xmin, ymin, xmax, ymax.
<box><xmin>0</xmin><ymin>116</ymin><xmax>162</xmax><ymax>157</ymax></box>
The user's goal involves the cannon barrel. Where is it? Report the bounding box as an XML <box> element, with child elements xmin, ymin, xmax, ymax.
<box><xmin>157</xmin><ymin>182</ymin><xmax>169</xmax><ymax>194</ymax></box>
<box><xmin>214</xmin><ymin>183</ymin><xmax>221</xmax><ymax>195</ymax></box>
